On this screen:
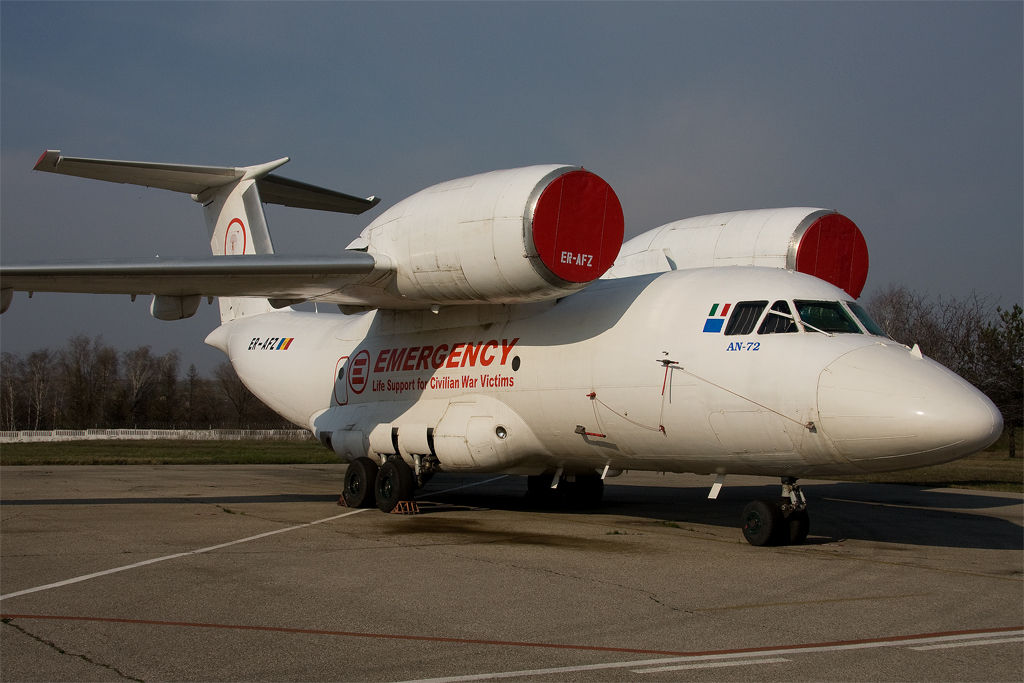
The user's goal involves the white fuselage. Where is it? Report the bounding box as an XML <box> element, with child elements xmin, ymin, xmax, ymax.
<box><xmin>208</xmin><ymin>267</ymin><xmax>1002</xmax><ymax>479</ymax></box>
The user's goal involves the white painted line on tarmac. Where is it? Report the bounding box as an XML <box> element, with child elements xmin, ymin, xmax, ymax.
<box><xmin>1</xmin><ymin>474</ymin><xmax>505</xmax><ymax>602</ymax></box>
<box><xmin>402</xmin><ymin>652</ymin><xmax>801</xmax><ymax>683</ymax></box>
<box><xmin>399</xmin><ymin>629</ymin><xmax>1024</xmax><ymax>682</ymax></box>
<box><xmin>633</xmin><ymin>656</ymin><xmax>789</xmax><ymax>673</ymax></box>
<box><xmin>910</xmin><ymin>636</ymin><xmax>1024</xmax><ymax>651</ymax></box>
<box><xmin>0</xmin><ymin>508</ymin><xmax>370</xmax><ymax>601</ymax></box>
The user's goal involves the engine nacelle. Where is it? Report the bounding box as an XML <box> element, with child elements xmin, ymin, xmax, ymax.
<box><xmin>354</xmin><ymin>165</ymin><xmax>624</xmax><ymax>304</ymax></box>
<box><xmin>150</xmin><ymin>294</ymin><xmax>201</xmax><ymax>320</ymax></box>
<box><xmin>606</xmin><ymin>208</ymin><xmax>869</xmax><ymax>298</ymax></box>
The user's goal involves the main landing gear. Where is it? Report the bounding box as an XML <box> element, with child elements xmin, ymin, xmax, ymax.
<box><xmin>341</xmin><ymin>456</ymin><xmax>423</xmax><ymax>512</ymax></box>
<box><xmin>526</xmin><ymin>470</ymin><xmax>604</xmax><ymax>508</ymax></box>
<box><xmin>741</xmin><ymin>477</ymin><xmax>809</xmax><ymax>546</ymax></box>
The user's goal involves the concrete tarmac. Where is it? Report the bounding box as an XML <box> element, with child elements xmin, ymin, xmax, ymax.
<box><xmin>1</xmin><ymin>465</ymin><xmax>1021</xmax><ymax>682</ymax></box>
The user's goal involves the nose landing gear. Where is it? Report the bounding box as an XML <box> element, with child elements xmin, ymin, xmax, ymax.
<box><xmin>741</xmin><ymin>477</ymin><xmax>809</xmax><ymax>546</ymax></box>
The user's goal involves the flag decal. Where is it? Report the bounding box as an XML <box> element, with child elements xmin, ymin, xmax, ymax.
<box><xmin>702</xmin><ymin>303</ymin><xmax>731</xmax><ymax>333</ymax></box>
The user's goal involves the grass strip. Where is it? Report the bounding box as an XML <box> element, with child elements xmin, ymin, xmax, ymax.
<box><xmin>840</xmin><ymin>450</ymin><xmax>1022</xmax><ymax>493</ymax></box>
<box><xmin>0</xmin><ymin>440</ymin><xmax>337</xmax><ymax>466</ymax></box>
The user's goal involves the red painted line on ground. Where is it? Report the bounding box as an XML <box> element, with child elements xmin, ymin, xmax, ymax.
<box><xmin>1</xmin><ymin>614</ymin><xmax>1021</xmax><ymax>658</ymax></box>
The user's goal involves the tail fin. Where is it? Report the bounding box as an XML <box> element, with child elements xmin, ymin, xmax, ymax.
<box><xmin>194</xmin><ymin>160</ymin><xmax>285</xmax><ymax>321</ymax></box>
<box><xmin>33</xmin><ymin>150</ymin><xmax>380</xmax><ymax>323</ymax></box>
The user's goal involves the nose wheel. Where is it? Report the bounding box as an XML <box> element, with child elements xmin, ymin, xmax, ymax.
<box><xmin>741</xmin><ymin>478</ymin><xmax>809</xmax><ymax>546</ymax></box>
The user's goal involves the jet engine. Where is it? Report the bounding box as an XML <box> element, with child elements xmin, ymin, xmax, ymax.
<box><xmin>353</xmin><ymin>165</ymin><xmax>624</xmax><ymax>305</ymax></box>
<box><xmin>607</xmin><ymin>208</ymin><xmax>869</xmax><ymax>298</ymax></box>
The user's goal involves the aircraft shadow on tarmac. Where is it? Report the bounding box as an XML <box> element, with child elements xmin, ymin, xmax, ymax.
<box><xmin>415</xmin><ymin>479</ymin><xmax>1023</xmax><ymax>551</ymax></box>
<box><xmin>0</xmin><ymin>494</ymin><xmax>340</xmax><ymax>506</ymax></box>
<box><xmin>1</xmin><ymin>479</ymin><xmax>1019</xmax><ymax>551</ymax></box>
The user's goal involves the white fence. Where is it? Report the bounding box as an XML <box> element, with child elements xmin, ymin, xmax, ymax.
<box><xmin>0</xmin><ymin>429</ymin><xmax>314</xmax><ymax>443</ymax></box>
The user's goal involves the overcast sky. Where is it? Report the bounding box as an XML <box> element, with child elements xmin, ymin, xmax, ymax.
<box><xmin>2</xmin><ymin>1</ymin><xmax>1021</xmax><ymax>373</ymax></box>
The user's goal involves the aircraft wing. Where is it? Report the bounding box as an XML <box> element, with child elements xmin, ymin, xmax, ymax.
<box><xmin>0</xmin><ymin>253</ymin><xmax>402</xmax><ymax>310</ymax></box>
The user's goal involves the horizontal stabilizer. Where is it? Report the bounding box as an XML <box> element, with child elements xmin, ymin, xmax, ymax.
<box><xmin>34</xmin><ymin>150</ymin><xmax>380</xmax><ymax>215</ymax></box>
<box><xmin>258</xmin><ymin>174</ymin><xmax>380</xmax><ymax>214</ymax></box>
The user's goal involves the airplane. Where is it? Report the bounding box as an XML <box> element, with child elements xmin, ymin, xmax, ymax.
<box><xmin>0</xmin><ymin>150</ymin><xmax>1003</xmax><ymax>546</ymax></box>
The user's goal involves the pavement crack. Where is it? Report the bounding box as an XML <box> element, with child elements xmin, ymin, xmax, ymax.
<box><xmin>2</xmin><ymin>617</ymin><xmax>143</xmax><ymax>682</ymax></box>
<box><xmin>436</xmin><ymin>547</ymin><xmax>702</xmax><ymax>616</ymax></box>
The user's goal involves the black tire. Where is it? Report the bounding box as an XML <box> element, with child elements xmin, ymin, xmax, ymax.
<box><xmin>569</xmin><ymin>473</ymin><xmax>604</xmax><ymax>508</ymax></box>
<box><xmin>526</xmin><ymin>473</ymin><xmax>555</xmax><ymax>499</ymax></box>
<box><xmin>784</xmin><ymin>508</ymin><xmax>810</xmax><ymax>545</ymax></box>
<box><xmin>342</xmin><ymin>457</ymin><xmax>378</xmax><ymax>508</ymax></box>
<box><xmin>375</xmin><ymin>459</ymin><xmax>415</xmax><ymax>512</ymax></box>
<box><xmin>742</xmin><ymin>499</ymin><xmax>782</xmax><ymax>546</ymax></box>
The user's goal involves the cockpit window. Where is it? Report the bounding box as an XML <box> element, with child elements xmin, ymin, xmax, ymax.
<box><xmin>725</xmin><ymin>301</ymin><xmax>768</xmax><ymax>335</ymax></box>
<box><xmin>846</xmin><ymin>301</ymin><xmax>887</xmax><ymax>336</ymax></box>
<box><xmin>794</xmin><ymin>300</ymin><xmax>862</xmax><ymax>334</ymax></box>
<box><xmin>758</xmin><ymin>300</ymin><xmax>797</xmax><ymax>334</ymax></box>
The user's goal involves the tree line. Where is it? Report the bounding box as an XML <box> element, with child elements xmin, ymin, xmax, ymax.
<box><xmin>0</xmin><ymin>335</ymin><xmax>290</xmax><ymax>431</ymax></box>
<box><xmin>1</xmin><ymin>290</ymin><xmax>1020</xmax><ymax>455</ymax></box>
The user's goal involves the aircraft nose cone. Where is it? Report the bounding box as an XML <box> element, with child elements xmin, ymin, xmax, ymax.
<box><xmin>817</xmin><ymin>344</ymin><xmax>1003</xmax><ymax>470</ymax></box>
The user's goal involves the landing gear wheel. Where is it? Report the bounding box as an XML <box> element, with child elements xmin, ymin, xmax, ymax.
<box><xmin>570</xmin><ymin>473</ymin><xmax>604</xmax><ymax>508</ymax></box>
<box><xmin>742</xmin><ymin>499</ymin><xmax>782</xmax><ymax>546</ymax></box>
<box><xmin>342</xmin><ymin>457</ymin><xmax>379</xmax><ymax>508</ymax></box>
<box><xmin>784</xmin><ymin>508</ymin><xmax>810</xmax><ymax>545</ymax></box>
<box><xmin>526</xmin><ymin>473</ymin><xmax>555</xmax><ymax>500</ymax></box>
<box><xmin>375</xmin><ymin>459</ymin><xmax>415</xmax><ymax>512</ymax></box>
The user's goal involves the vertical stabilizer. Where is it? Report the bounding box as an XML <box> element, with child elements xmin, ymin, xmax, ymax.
<box><xmin>194</xmin><ymin>159</ymin><xmax>288</xmax><ymax>322</ymax></box>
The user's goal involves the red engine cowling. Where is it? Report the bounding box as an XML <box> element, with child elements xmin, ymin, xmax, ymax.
<box><xmin>354</xmin><ymin>165</ymin><xmax>624</xmax><ymax>305</ymax></box>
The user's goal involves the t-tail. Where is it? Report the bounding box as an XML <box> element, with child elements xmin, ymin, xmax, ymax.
<box><xmin>193</xmin><ymin>157</ymin><xmax>285</xmax><ymax>321</ymax></box>
<box><xmin>28</xmin><ymin>151</ymin><xmax>379</xmax><ymax>322</ymax></box>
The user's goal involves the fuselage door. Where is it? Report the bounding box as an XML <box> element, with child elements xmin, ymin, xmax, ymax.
<box><xmin>334</xmin><ymin>356</ymin><xmax>349</xmax><ymax>406</ymax></box>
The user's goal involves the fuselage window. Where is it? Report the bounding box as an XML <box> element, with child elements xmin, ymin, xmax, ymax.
<box><xmin>725</xmin><ymin>300</ymin><xmax>768</xmax><ymax>335</ymax></box>
<box><xmin>758</xmin><ymin>300</ymin><xmax>797</xmax><ymax>334</ymax></box>
<box><xmin>846</xmin><ymin>301</ymin><xmax>888</xmax><ymax>336</ymax></box>
<box><xmin>794</xmin><ymin>300</ymin><xmax>862</xmax><ymax>334</ymax></box>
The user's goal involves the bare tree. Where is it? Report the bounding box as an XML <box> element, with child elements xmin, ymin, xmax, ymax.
<box><xmin>215</xmin><ymin>361</ymin><xmax>253</xmax><ymax>428</ymax></box>
<box><xmin>866</xmin><ymin>286</ymin><xmax>991</xmax><ymax>376</ymax></box>
<box><xmin>24</xmin><ymin>349</ymin><xmax>56</xmax><ymax>430</ymax></box>
<box><xmin>0</xmin><ymin>352</ymin><xmax>19</xmax><ymax>431</ymax></box>
<box><xmin>977</xmin><ymin>305</ymin><xmax>1023</xmax><ymax>458</ymax></box>
<box><xmin>58</xmin><ymin>335</ymin><xmax>119</xmax><ymax>428</ymax></box>
<box><xmin>120</xmin><ymin>346</ymin><xmax>158</xmax><ymax>426</ymax></box>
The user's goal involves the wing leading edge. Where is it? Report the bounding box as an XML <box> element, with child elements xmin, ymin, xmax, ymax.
<box><xmin>0</xmin><ymin>253</ymin><xmax>404</xmax><ymax>313</ymax></box>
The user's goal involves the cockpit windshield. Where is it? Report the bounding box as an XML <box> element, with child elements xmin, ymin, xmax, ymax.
<box><xmin>721</xmin><ymin>299</ymin><xmax>887</xmax><ymax>337</ymax></box>
<box><xmin>794</xmin><ymin>300</ymin><xmax>862</xmax><ymax>334</ymax></box>
<box><xmin>758</xmin><ymin>300</ymin><xmax>798</xmax><ymax>334</ymax></box>
<box><xmin>846</xmin><ymin>301</ymin><xmax>887</xmax><ymax>336</ymax></box>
